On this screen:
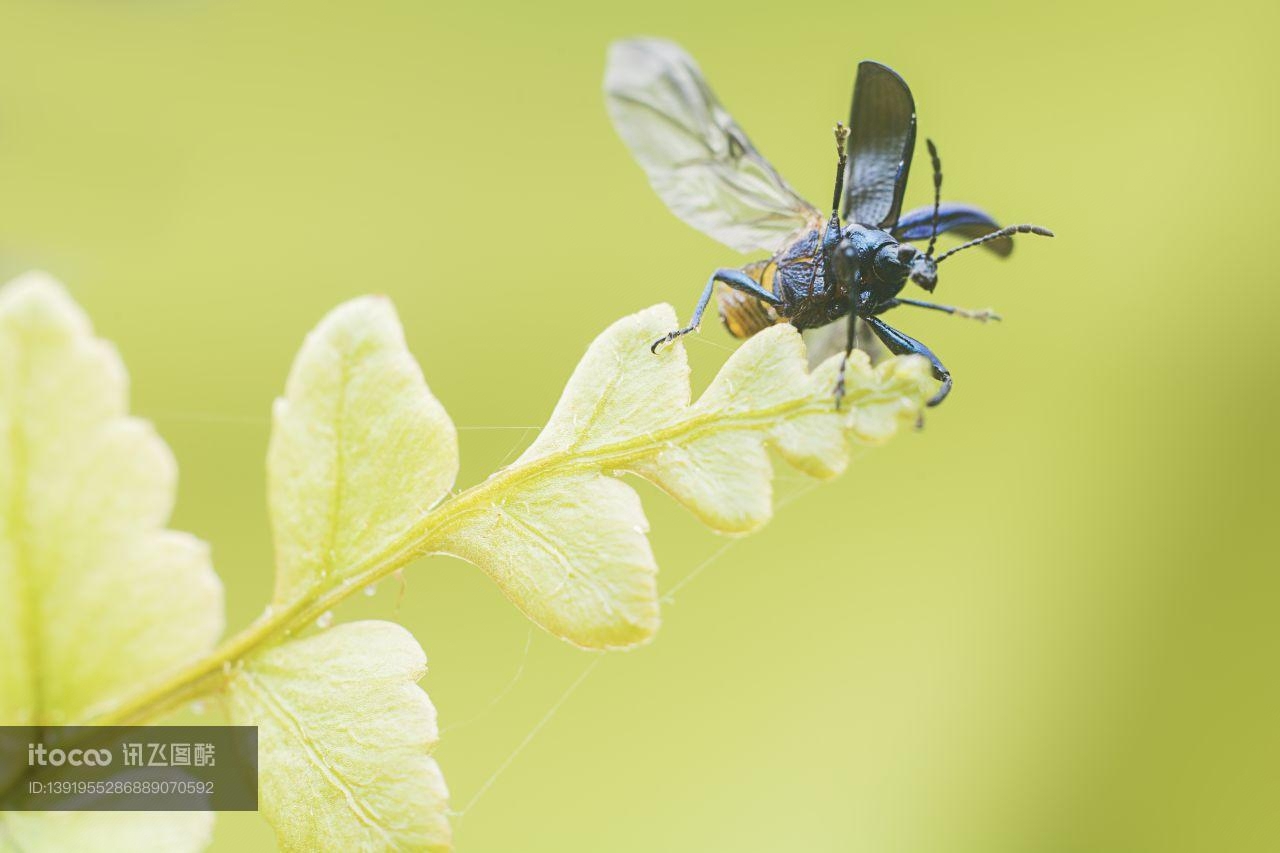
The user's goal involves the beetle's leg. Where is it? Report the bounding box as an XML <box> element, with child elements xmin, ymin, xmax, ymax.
<box><xmin>651</xmin><ymin>269</ymin><xmax>781</xmax><ymax>353</ymax></box>
<box><xmin>833</xmin><ymin>312</ymin><xmax>859</xmax><ymax>410</ymax></box>
<box><xmin>862</xmin><ymin>315</ymin><xmax>952</xmax><ymax>407</ymax></box>
<box><xmin>809</xmin><ymin>122</ymin><xmax>852</xmax><ymax>297</ymax></box>
<box><xmin>880</xmin><ymin>297</ymin><xmax>1001</xmax><ymax>323</ymax></box>
<box><xmin>829</xmin><ymin>122</ymin><xmax>850</xmax><ymax>215</ymax></box>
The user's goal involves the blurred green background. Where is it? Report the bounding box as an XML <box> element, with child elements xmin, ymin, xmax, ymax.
<box><xmin>1</xmin><ymin>0</ymin><xmax>1276</xmax><ymax>849</ymax></box>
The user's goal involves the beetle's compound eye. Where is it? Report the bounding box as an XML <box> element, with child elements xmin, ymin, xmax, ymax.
<box><xmin>896</xmin><ymin>243</ymin><xmax>918</xmax><ymax>264</ymax></box>
<box><xmin>873</xmin><ymin>242</ymin><xmax>913</xmax><ymax>282</ymax></box>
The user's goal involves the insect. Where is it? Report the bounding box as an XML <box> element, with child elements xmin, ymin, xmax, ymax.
<box><xmin>604</xmin><ymin>38</ymin><xmax>1052</xmax><ymax>407</ymax></box>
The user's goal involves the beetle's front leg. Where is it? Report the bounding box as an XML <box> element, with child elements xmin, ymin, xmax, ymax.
<box><xmin>831</xmin><ymin>273</ymin><xmax>871</xmax><ymax>409</ymax></box>
<box><xmin>862</xmin><ymin>315</ymin><xmax>953</xmax><ymax>407</ymax></box>
<box><xmin>651</xmin><ymin>268</ymin><xmax>781</xmax><ymax>353</ymax></box>
<box><xmin>880</xmin><ymin>297</ymin><xmax>1001</xmax><ymax>322</ymax></box>
<box><xmin>833</xmin><ymin>312</ymin><xmax>858</xmax><ymax>410</ymax></box>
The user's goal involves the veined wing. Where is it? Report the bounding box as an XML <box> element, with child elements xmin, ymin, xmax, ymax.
<box><xmin>605</xmin><ymin>38</ymin><xmax>823</xmax><ymax>254</ymax></box>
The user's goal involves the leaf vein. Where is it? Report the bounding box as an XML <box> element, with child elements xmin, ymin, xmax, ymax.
<box><xmin>235</xmin><ymin>669</ymin><xmax>401</xmax><ymax>850</ymax></box>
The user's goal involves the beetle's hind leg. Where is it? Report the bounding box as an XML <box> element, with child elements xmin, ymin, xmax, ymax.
<box><xmin>651</xmin><ymin>268</ymin><xmax>782</xmax><ymax>353</ymax></box>
<box><xmin>862</xmin><ymin>315</ymin><xmax>953</xmax><ymax>407</ymax></box>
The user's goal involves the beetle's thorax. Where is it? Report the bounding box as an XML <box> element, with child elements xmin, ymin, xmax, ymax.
<box><xmin>833</xmin><ymin>225</ymin><xmax>913</xmax><ymax>313</ymax></box>
<box><xmin>760</xmin><ymin>224</ymin><xmax>917</xmax><ymax>330</ymax></box>
<box><xmin>757</xmin><ymin>228</ymin><xmax>842</xmax><ymax>330</ymax></box>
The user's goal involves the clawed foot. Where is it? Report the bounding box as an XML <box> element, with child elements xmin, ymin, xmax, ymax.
<box><xmin>955</xmin><ymin>307</ymin><xmax>1001</xmax><ymax>322</ymax></box>
<box><xmin>926</xmin><ymin>375</ymin><xmax>953</xmax><ymax>408</ymax></box>
<box><xmin>650</xmin><ymin>326</ymin><xmax>697</xmax><ymax>353</ymax></box>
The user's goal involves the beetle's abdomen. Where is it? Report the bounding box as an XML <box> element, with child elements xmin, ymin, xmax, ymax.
<box><xmin>714</xmin><ymin>229</ymin><xmax>840</xmax><ymax>338</ymax></box>
<box><xmin>716</xmin><ymin>260</ymin><xmax>779</xmax><ymax>338</ymax></box>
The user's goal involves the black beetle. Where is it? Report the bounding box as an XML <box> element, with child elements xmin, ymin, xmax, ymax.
<box><xmin>606</xmin><ymin>39</ymin><xmax>1052</xmax><ymax>407</ymax></box>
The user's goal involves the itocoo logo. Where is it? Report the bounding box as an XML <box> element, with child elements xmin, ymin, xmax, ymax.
<box><xmin>27</xmin><ymin>744</ymin><xmax>113</xmax><ymax>767</ymax></box>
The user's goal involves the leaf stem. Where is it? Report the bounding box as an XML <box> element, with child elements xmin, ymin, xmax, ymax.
<box><xmin>84</xmin><ymin>386</ymin><xmax>896</xmax><ymax>727</ymax></box>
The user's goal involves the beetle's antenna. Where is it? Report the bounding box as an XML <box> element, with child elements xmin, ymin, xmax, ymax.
<box><xmin>935</xmin><ymin>224</ymin><xmax>1055</xmax><ymax>263</ymax></box>
<box><xmin>924</xmin><ymin>139</ymin><xmax>943</xmax><ymax>258</ymax></box>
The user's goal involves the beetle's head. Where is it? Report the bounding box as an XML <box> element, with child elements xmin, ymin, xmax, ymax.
<box><xmin>891</xmin><ymin>137</ymin><xmax>1052</xmax><ymax>294</ymax></box>
<box><xmin>909</xmin><ymin>252</ymin><xmax>939</xmax><ymax>292</ymax></box>
<box><xmin>832</xmin><ymin>232</ymin><xmax>930</xmax><ymax>300</ymax></box>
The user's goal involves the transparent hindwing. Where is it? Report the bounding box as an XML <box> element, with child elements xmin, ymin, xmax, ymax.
<box><xmin>605</xmin><ymin>38</ymin><xmax>824</xmax><ymax>255</ymax></box>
